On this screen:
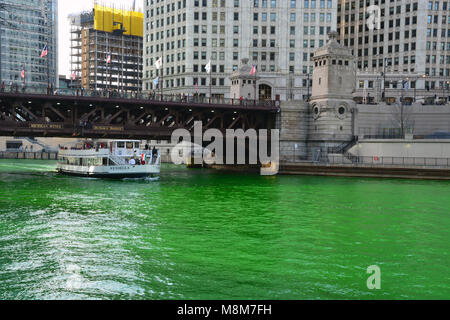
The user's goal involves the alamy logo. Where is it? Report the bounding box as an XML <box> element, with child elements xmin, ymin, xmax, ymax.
<box><xmin>366</xmin><ymin>265</ymin><xmax>381</xmax><ymax>290</ymax></box>
<box><xmin>366</xmin><ymin>5</ymin><xmax>381</xmax><ymax>30</ymax></box>
<box><xmin>170</xmin><ymin>122</ymin><xmax>280</xmax><ymax>173</ymax></box>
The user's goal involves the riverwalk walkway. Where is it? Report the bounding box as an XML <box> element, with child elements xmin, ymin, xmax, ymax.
<box><xmin>280</xmin><ymin>161</ymin><xmax>450</xmax><ymax>180</ymax></box>
<box><xmin>0</xmin><ymin>151</ymin><xmax>58</xmax><ymax>160</ymax></box>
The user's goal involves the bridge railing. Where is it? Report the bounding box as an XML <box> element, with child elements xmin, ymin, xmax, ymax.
<box><xmin>0</xmin><ymin>86</ymin><xmax>279</xmax><ymax>109</ymax></box>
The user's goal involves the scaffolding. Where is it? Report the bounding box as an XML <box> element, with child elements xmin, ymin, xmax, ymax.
<box><xmin>69</xmin><ymin>5</ymin><xmax>143</xmax><ymax>92</ymax></box>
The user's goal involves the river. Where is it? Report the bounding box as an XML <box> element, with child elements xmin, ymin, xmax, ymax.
<box><xmin>0</xmin><ymin>160</ymin><xmax>448</xmax><ymax>299</ymax></box>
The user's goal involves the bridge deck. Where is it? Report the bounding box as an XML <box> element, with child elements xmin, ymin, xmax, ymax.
<box><xmin>0</xmin><ymin>91</ymin><xmax>279</xmax><ymax>112</ymax></box>
<box><xmin>0</xmin><ymin>91</ymin><xmax>279</xmax><ymax>139</ymax></box>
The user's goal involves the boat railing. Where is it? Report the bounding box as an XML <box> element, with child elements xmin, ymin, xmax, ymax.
<box><xmin>109</xmin><ymin>154</ymin><xmax>127</xmax><ymax>166</ymax></box>
<box><xmin>153</xmin><ymin>154</ymin><xmax>161</xmax><ymax>166</ymax></box>
<box><xmin>140</xmin><ymin>151</ymin><xmax>157</xmax><ymax>163</ymax></box>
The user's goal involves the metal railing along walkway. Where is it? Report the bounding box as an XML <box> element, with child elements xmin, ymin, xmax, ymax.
<box><xmin>0</xmin><ymin>86</ymin><xmax>279</xmax><ymax>109</ymax></box>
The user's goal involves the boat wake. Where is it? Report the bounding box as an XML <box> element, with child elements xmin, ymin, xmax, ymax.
<box><xmin>122</xmin><ymin>176</ymin><xmax>160</xmax><ymax>182</ymax></box>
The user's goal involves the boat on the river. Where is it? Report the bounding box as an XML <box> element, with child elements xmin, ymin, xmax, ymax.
<box><xmin>260</xmin><ymin>161</ymin><xmax>279</xmax><ymax>176</ymax></box>
<box><xmin>57</xmin><ymin>140</ymin><xmax>160</xmax><ymax>179</ymax></box>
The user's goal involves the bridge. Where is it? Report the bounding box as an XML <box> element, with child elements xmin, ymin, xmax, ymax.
<box><xmin>0</xmin><ymin>89</ymin><xmax>279</xmax><ymax>140</ymax></box>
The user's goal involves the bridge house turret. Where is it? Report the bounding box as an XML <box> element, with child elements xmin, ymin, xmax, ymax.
<box><xmin>308</xmin><ymin>31</ymin><xmax>357</xmax><ymax>151</ymax></box>
<box><xmin>230</xmin><ymin>59</ymin><xmax>260</xmax><ymax>101</ymax></box>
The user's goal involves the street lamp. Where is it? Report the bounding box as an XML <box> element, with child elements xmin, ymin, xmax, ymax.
<box><xmin>382</xmin><ymin>57</ymin><xmax>388</xmax><ymax>102</ymax></box>
<box><xmin>413</xmin><ymin>75</ymin><xmax>423</xmax><ymax>103</ymax></box>
<box><xmin>421</xmin><ymin>74</ymin><xmax>427</xmax><ymax>103</ymax></box>
<box><xmin>447</xmin><ymin>81</ymin><xmax>450</xmax><ymax>104</ymax></box>
<box><xmin>306</xmin><ymin>73</ymin><xmax>311</xmax><ymax>102</ymax></box>
<box><xmin>401</xmin><ymin>79</ymin><xmax>405</xmax><ymax>105</ymax></box>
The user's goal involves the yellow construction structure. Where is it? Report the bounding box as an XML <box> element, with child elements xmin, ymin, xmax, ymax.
<box><xmin>93</xmin><ymin>4</ymin><xmax>143</xmax><ymax>37</ymax></box>
<box><xmin>70</xmin><ymin>4</ymin><xmax>144</xmax><ymax>92</ymax></box>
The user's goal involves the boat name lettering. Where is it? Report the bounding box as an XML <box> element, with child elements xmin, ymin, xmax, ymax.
<box><xmin>109</xmin><ymin>166</ymin><xmax>130</xmax><ymax>171</ymax></box>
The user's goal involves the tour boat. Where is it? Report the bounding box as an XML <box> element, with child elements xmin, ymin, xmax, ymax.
<box><xmin>57</xmin><ymin>140</ymin><xmax>160</xmax><ymax>179</ymax></box>
<box><xmin>260</xmin><ymin>161</ymin><xmax>279</xmax><ymax>176</ymax></box>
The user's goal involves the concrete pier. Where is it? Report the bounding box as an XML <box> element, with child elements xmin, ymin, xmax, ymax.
<box><xmin>0</xmin><ymin>151</ymin><xmax>58</xmax><ymax>160</ymax></box>
<box><xmin>280</xmin><ymin>162</ymin><xmax>450</xmax><ymax>180</ymax></box>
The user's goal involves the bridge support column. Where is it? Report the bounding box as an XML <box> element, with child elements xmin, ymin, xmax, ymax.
<box><xmin>11</xmin><ymin>101</ymin><xmax>21</xmax><ymax>121</ymax></box>
<box><xmin>43</xmin><ymin>102</ymin><xmax>52</xmax><ymax>122</ymax></box>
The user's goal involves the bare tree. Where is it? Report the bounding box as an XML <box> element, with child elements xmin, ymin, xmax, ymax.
<box><xmin>391</xmin><ymin>102</ymin><xmax>415</xmax><ymax>137</ymax></box>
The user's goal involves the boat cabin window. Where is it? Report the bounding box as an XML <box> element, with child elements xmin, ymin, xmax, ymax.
<box><xmin>126</xmin><ymin>142</ymin><xmax>134</xmax><ymax>149</ymax></box>
<box><xmin>117</xmin><ymin>142</ymin><xmax>125</xmax><ymax>148</ymax></box>
<box><xmin>134</xmin><ymin>142</ymin><xmax>140</xmax><ymax>149</ymax></box>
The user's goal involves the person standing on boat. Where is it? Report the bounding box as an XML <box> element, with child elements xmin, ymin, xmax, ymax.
<box><xmin>152</xmin><ymin>147</ymin><xmax>158</xmax><ymax>163</ymax></box>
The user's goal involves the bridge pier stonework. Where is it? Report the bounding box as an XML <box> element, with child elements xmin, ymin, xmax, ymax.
<box><xmin>278</xmin><ymin>101</ymin><xmax>310</xmax><ymax>163</ymax></box>
<box><xmin>307</xmin><ymin>31</ymin><xmax>357</xmax><ymax>157</ymax></box>
<box><xmin>278</xmin><ymin>32</ymin><xmax>358</xmax><ymax>164</ymax></box>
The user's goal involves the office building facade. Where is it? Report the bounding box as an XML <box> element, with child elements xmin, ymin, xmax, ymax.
<box><xmin>143</xmin><ymin>0</ymin><xmax>337</xmax><ymax>101</ymax></box>
<box><xmin>0</xmin><ymin>0</ymin><xmax>58</xmax><ymax>90</ymax></box>
<box><xmin>69</xmin><ymin>5</ymin><xmax>144</xmax><ymax>92</ymax></box>
<box><xmin>338</xmin><ymin>0</ymin><xmax>450</xmax><ymax>104</ymax></box>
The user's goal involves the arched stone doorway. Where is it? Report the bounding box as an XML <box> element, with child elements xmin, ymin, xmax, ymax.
<box><xmin>259</xmin><ymin>84</ymin><xmax>272</xmax><ymax>101</ymax></box>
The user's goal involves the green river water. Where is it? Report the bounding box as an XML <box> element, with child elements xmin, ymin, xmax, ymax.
<box><xmin>0</xmin><ymin>159</ymin><xmax>448</xmax><ymax>300</ymax></box>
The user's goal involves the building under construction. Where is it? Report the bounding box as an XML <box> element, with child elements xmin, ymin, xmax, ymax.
<box><xmin>69</xmin><ymin>4</ymin><xmax>143</xmax><ymax>92</ymax></box>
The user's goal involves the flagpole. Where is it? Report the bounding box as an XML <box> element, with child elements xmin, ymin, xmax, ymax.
<box><xmin>254</xmin><ymin>66</ymin><xmax>257</xmax><ymax>104</ymax></box>
<box><xmin>161</xmin><ymin>51</ymin><xmax>164</xmax><ymax>101</ymax></box>
<box><xmin>109</xmin><ymin>52</ymin><xmax>112</xmax><ymax>91</ymax></box>
<box><xmin>209</xmin><ymin>65</ymin><xmax>212</xmax><ymax>104</ymax></box>
<box><xmin>22</xmin><ymin>65</ymin><xmax>25</xmax><ymax>92</ymax></box>
<box><xmin>44</xmin><ymin>4</ymin><xmax>51</xmax><ymax>94</ymax></box>
<box><xmin>110</xmin><ymin>5</ymin><xmax>113</xmax><ymax>92</ymax></box>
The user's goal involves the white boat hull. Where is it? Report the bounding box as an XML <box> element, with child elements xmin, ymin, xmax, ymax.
<box><xmin>57</xmin><ymin>140</ymin><xmax>161</xmax><ymax>179</ymax></box>
<box><xmin>260</xmin><ymin>162</ymin><xmax>279</xmax><ymax>176</ymax></box>
<box><xmin>57</xmin><ymin>163</ymin><xmax>160</xmax><ymax>179</ymax></box>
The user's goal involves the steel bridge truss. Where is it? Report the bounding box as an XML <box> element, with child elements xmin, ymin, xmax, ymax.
<box><xmin>0</xmin><ymin>93</ymin><xmax>278</xmax><ymax>140</ymax></box>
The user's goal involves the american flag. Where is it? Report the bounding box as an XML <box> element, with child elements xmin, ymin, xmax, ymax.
<box><xmin>71</xmin><ymin>72</ymin><xmax>76</xmax><ymax>81</ymax></box>
<box><xmin>250</xmin><ymin>65</ymin><xmax>257</xmax><ymax>76</ymax></box>
<box><xmin>106</xmin><ymin>54</ymin><xmax>111</xmax><ymax>64</ymax></box>
<box><xmin>205</xmin><ymin>60</ymin><xmax>211</xmax><ymax>74</ymax></box>
<box><xmin>21</xmin><ymin>67</ymin><xmax>25</xmax><ymax>79</ymax></box>
<box><xmin>40</xmin><ymin>45</ymin><xmax>48</xmax><ymax>58</ymax></box>
<box><xmin>154</xmin><ymin>57</ymin><xmax>163</xmax><ymax>70</ymax></box>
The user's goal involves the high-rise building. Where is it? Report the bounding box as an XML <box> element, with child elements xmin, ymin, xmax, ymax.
<box><xmin>69</xmin><ymin>5</ymin><xmax>144</xmax><ymax>92</ymax></box>
<box><xmin>143</xmin><ymin>0</ymin><xmax>337</xmax><ymax>101</ymax></box>
<box><xmin>0</xmin><ymin>0</ymin><xmax>58</xmax><ymax>90</ymax></box>
<box><xmin>337</xmin><ymin>0</ymin><xmax>450</xmax><ymax>104</ymax></box>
